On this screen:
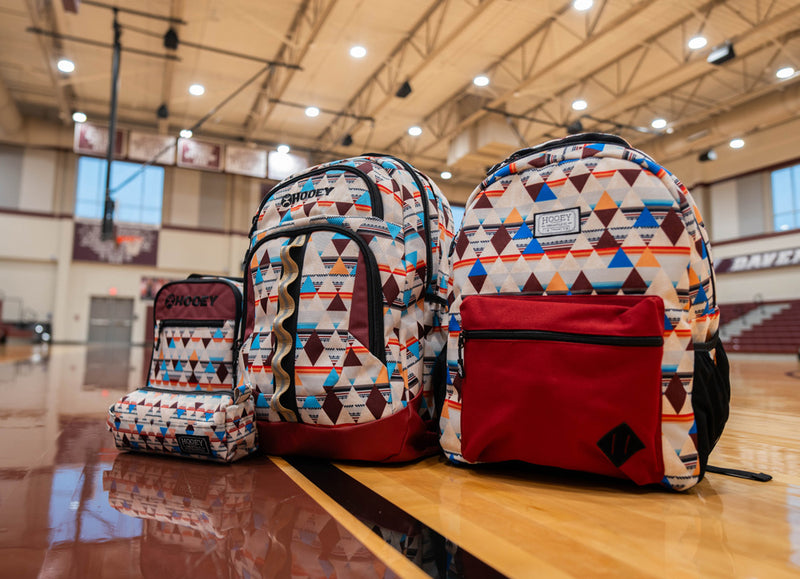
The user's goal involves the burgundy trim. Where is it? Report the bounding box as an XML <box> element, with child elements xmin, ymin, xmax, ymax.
<box><xmin>0</xmin><ymin>207</ymin><xmax>71</xmax><ymax>219</ymax></box>
<box><xmin>154</xmin><ymin>280</ymin><xmax>239</xmax><ymax>321</ymax></box>
<box><xmin>713</xmin><ymin>229</ymin><xmax>800</xmax><ymax>247</ymax></box>
<box><xmin>692</xmin><ymin>155</ymin><xmax>800</xmax><ymax>190</ymax></box>
<box><xmin>256</xmin><ymin>391</ymin><xmax>439</xmax><ymax>462</ymax></box>
<box><xmin>162</xmin><ymin>223</ymin><xmax>248</xmax><ymax>237</ymax></box>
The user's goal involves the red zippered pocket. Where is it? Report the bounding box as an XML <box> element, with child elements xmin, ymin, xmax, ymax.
<box><xmin>458</xmin><ymin>294</ymin><xmax>665</xmax><ymax>485</ymax></box>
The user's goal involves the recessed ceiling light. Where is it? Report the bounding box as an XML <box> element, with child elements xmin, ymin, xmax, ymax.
<box><xmin>440</xmin><ymin>171</ymin><xmax>452</xmax><ymax>180</ymax></box>
<box><xmin>688</xmin><ymin>36</ymin><xmax>708</xmax><ymax>50</ymax></box>
<box><xmin>277</xmin><ymin>144</ymin><xmax>290</xmax><ymax>154</ymax></box>
<box><xmin>473</xmin><ymin>75</ymin><xmax>490</xmax><ymax>87</ymax></box>
<box><xmin>305</xmin><ymin>106</ymin><xmax>320</xmax><ymax>118</ymax></box>
<box><xmin>776</xmin><ymin>66</ymin><xmax>795</xmax><ymax>79</ymax></box>
<box><xmin>651</xmin><ymin>118</ymin><xmax>667</xmax><ymax>129</ymax></box>
<box><xmin>57</xmin><ymin>59</ymin><xmax>75</xmax><ymax>73</ymax></box>
<box><xmin>729</xmin><ymin>138</ymin><xmax>745</xmax><ymax>149</ymax></box>
<box><xmin>189</xmin><ymin>84</ymin><xmax>205</xmax><ymax>96</ymax></box>
<box><xmin>408</xmin><ymin>126</ymin><xmax>423</xmax><ymax>136</ymax></box>
<box><xmin>350</xmin><ymin>45</ymin><xmax>367</xmax><ymax>59</ymax></box>
<box><xmin>571</xmin><ymin>99</ymin><xmax>588</xmax><ymax>111</ymax></box>
<box><xmin>180</xmin><ymin>129</ymin><xmax>193</xmax><ymax>139</ymax></box>
<box><xmin>72</xmin><ymin>111</ymin><xmax>87</xmax><ymax>123</ymax></box>
<box><xmin>573</xmin><ymin>0</ymin><xmax>593</xmax><ymax>10</ymax></box>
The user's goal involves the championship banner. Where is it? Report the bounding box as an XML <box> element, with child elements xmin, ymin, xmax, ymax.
<box><xmin>225</xmin><ymin>145</ymin><xmax>267</xmax><ymax>178</ymax></box>
<box><xmin>715</xmin><ymin>247</ymin><xmax>800</xmax><ymax>273</ymax></box>
<box><xmin>177</xmin><ymin>138</ymin><xmax>224</xmax><ymax>172</ymax></box>
<box><xmin>73</xmin><ymin>220</ymin><xmax>159</xmax><ymax>266</ymax></box>
<box><xmin>128</xmin><ymin>132</ymin><xmax>176</xmax><ymax>165</ymax></box>
<box><xmin>74</xmin><ymin>123</ymin><xmax>127</xmax><ymax>158</ymax></box>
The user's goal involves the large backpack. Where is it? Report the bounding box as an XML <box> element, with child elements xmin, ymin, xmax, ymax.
<box><xmin>441</xmin><ymin>134</ymin><xmax>730</xmax><ymax>490</ymax></box>
<box><xmin>108</xmin><ymin>275</ymin><xmax>258</xmax><ymax>462</ymax></box>
<box><xmin>240</xmin><ymin>154</ymin><xmax>454</xmax><ymax>461</ymax></box>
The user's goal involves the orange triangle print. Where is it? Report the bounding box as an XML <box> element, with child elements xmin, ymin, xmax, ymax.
<box><xmin>546</xmin><ymin>272</ymin><xmax>568</xmax><ymax>293</ymax></box>
<box><xmin>595</xmin><ymin>191</ymin><xmax>618</xmax><ymax>211</ymax></box>
<box><xmin>505</xmin><ymin>207</ymin><xmax>523</xmax><ymax>224</ymax></box>
<box><xmin>636</xmin><ymin>247</ymin><xmax>661</xmax><ymax>268</ymax></box>
<box><xmin>329</xmin><ymin>257</ymin><xmax>350</xmax><ymax>275</ymax></box>
<box><xmin>688</xmin><ymin>265</ymin><xmax>700</xmax><ymax>286</ymax></box>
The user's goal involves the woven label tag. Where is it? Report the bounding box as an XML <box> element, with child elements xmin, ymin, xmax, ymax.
<box><xmin>176</xmin><ymin>434</ymin><xmax>212</xmax><ymax>456</ymax></box>
<box><xmin>534</xmin><ymin>208</ymin><xmax>580</xmax><ymax>237</ymax></box>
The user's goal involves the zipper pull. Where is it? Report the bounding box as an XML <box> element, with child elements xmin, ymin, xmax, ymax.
<box><xmin>457</xmin><ymin>332</ymin><xmax>465</xmax><ymax>378</ymax></box>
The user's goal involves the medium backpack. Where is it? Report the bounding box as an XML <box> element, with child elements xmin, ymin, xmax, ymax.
<box><xmin>240</xmin><ymin>154</ymin><xmax>454</xmax><ymax>461</ymax></box>
<box><xmin>108</xmin><ymin>274</ymin><xmax>258</xmax><ymax>462</ymax></box>
<box><xmin>441</xmin><ymin>133</ymin><xmax>730</xmax><ymax>490</ymax></box>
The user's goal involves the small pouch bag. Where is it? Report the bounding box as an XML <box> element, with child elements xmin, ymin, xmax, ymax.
<box><xmin>108</xmin><ymin>276</ymin><xmax>257</xmax><ymax>462</ymax></box>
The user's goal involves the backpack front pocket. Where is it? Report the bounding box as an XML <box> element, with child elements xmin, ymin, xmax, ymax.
<box><xmin>244</xmin><ymin>223</ymin><xmax>389</xmax><ymax>426</ymax></box>
<box><xmin>458</xmin><ymin>294</ymin><xmax>665</xmax><ymax>485</ymax></box>
<box><xmin>151</xmin><ymin>319</ymin><xmax>237</xmax><ymax>390</ymax></box>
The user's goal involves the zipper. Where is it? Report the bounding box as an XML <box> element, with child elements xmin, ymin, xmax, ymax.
<box><xmin>487</xmin><ymin>133</ymin><xmax>631</xmax><ymax>176</ymax></box>
<box><xmin>139</xmin><ymin>385</ymin><xmax>233</xmax><ymax>396</ymax></box>
<box><xmin>251</xmin><ymin>165</ymin><xmax>383</xmax><ymax>237</ymax></box>
<box><xmin>369</xmin><ymin>154</ymin><xmax>435</xmax><ymax>292</ymax></box>
<box><xmin>241</xmin><ymin>223</ymin><xmax>386</xmax><ymax>365</ymax></box>
<box><xmin>457</xmin><ymin>329</ymin><xmax>663</xmax><ymax>377</ymax></box>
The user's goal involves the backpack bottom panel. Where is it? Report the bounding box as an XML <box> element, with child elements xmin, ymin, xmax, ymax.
<box><xmin>256</xmin><ymin>389</ymin><xmax>438</xmax><ymax>462</ymax></box>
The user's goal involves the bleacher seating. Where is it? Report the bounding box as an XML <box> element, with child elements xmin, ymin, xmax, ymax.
<box><xmin>721</xmin><ymin>299</ymin><xmax>800</xmax><ymax>354</ymax></box>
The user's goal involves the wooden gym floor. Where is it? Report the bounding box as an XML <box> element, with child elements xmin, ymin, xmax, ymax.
<box><xmin>0</xmin><ymin>343</ymin><xmax>798</xmax><ymax>578</ymax></box>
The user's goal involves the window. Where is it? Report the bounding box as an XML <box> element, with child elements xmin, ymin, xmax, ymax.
<box><xmin>75</xmin><ymin>157</ymin><xmax>164</xmax><ymax>226</ymax></box>
<box><xmin>771</xmin><ymin>164</ymin><xmax>800</xmax><ymax>232</ymax></box>
<box><xmin>451</xmin><ymin>205</ymin><xmax>465</xmax><ymax>231</ymax></box>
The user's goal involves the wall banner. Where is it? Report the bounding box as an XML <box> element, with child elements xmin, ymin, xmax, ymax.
<box><xmin>715</xmin><ymin>247</ymin><xmax>800</xmax><ymax>273</ymax></box>
<box><xmin>73</xmin><ymin>220</ymin><xmax>159</xmax><ymax>266</ymax></box>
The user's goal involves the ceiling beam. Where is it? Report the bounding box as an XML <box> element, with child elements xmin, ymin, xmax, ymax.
<box><xmin>244</xmin><ymin>0</ymin><xmax>338</xmax><ymax>139</ymax></box>
<box><xmin>24</xmin><ymin>0</ymin><xmax>74</xmax><ymax>124</ymax></box>
<box><xmin>315</xmin><ymin>0</ymin><xmax>498</xmax><ymax>151</ymax></box>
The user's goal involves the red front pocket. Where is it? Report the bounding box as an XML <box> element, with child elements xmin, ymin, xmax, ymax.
<box><xmin>459</xmin><ymin>295</ymin><xmax>665</xmax><ymax>485</ymax></box>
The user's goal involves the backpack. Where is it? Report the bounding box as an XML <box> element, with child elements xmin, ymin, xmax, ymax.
<box><xmin>240</xmin><ymin>154</ymin><xmax>454</xmax><ymax>461</ymax></box>
<box><xmin>108</xmin><ymin>275</ymin><xmax>258</xmax><ymax>462</ymax></box>
<box><xmin>441</xmin><ymin>133</ymin><xmax>730</xmax><ymax>490</ymax></box>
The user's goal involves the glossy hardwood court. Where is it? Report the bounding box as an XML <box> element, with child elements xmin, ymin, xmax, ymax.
<box><xmin>1</xmin><ymin>343</ymin><xmax>798</xmax><ymax>578</ymax></box>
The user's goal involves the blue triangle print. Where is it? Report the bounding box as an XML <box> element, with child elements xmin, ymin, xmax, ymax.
<box><xmin>175</xmin><ymin>361</ymin><xmax>183</xmax><ymax>372</ymax></box>
<box><xmin>168</xmin><ymin>338</ymin><xmax>175</xmax><ymax>349</ymax></box>
<box><xmin>356</xmin><ymin>191</ymin><xmax>371</xmax><ymax>206</ymax></box>
<box><xmin>523</xmin><ymin>238</ymin><xmax>544</xmax><ymax>255</ymax></box>
<box><xmin>206</xmin><ymin>362</ymin><xmax>215</xmax><ymax>373</ymax></box>
<box><xmin>694</xmin><ymin>283</ymin><xmax>708</xmax><ymax>305</ymax></box>
<box><xmin>468</xmin><ymin>260</ymin><xmax>487</xmax><ymax>277</ymax></box>
<box><xmin>633</xmin><ymin>207</ymin><xmax>659</xmax><ymax>228</ymax></box>
<box><xmin>216</xmin><ymin>431</ymin><xmax>226</xmax><ymax>441</ymax></box>
<box><xmin>301</xmin><ymin>178</ymin><xmax>315</xmax><ymax>191</ymax></box>
<box><xmin>387</xmin><ymin>222</ymin><xmax>402</xmax><ymax>239</ymax></box>
<box><xmin>280</xmin><ymin>211</ymin><xmax>293</xmax><ymax>223</ymax></box>
<box><xmin>177</xmin><ymin>408</ymin><xmax>186</xmax><ymax>418</ymax></box>
<box><xmin>324</xmin><ymin>368</ymin><xmax>339</xmax><ymax>387</ymax></box>
<box><xmin>214</xmin><ymin>328</ymin><xmax>224</xmax><ymax>339</ymax></box>
<box><xmin>406</xmin><ymin>251</ymin><xmax>418</xmax><ymax>269</ymax></box>
<box><xmin>136</xmin><ymin>424</ymin><xmax>144</xmax><ymax>433</ymax></box>
<box><xmin>254</xmin><ymin>267</ymin><xmax>264</xmax><ymax>285</ymax></box>
<box><xmin>408</xmin><ymin>341</ymin><xmax>420</xmax><ymax>359</ymax></box>
<box><xmin>536</xmin><ymin>183</ymin><xmax>556</xmax><ymax>201</ymax></box>
<box><xmin>204</xmin><ymin>412</ymin><xmax>214</xmax><ymax>420</ymax></box>
<box><xmin>301</xmin><ymin>277</ymin><xmax>316</xmax><ymax>294</ymax></box>
<box><xmin>663</xmin><ymin>314</ymin><xmax>673</xmax><ymax>331</ymax></box>
<box><xmin>608</xmin><ymin>248</ymin><xmax>634</xmax><ymax>268</ymax></box>
<box><xmin>448</xmin><ymin>315</ymin><xmax>461</xmax><ymax>332</ymax></box>
<box><xmin>513</xmin><ymin>222</ymin><xmax>533</xmax><ymax>239</ymax></box>
<box><xmin>160</xmin><ymin>427</ymin><xmax>168</xmax><ymax>435</ymax></box>
<box><xmin>303</xmin><ymin>396</ymin><xmax>321</xmax><ymax>409</ymax></box>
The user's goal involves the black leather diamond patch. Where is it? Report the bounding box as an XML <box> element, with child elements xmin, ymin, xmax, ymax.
<box><xmin>597</xmin><ymin>423</ymin><xmax>645</xmax><ymax>468</ymax></box>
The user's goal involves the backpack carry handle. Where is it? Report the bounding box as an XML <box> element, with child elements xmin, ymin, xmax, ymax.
<box><xmin>488</xmin><ymin>133</ymin><xmax>632</xmax><ymax>176</ymax></box>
